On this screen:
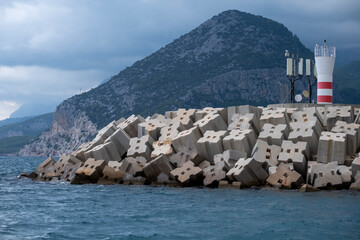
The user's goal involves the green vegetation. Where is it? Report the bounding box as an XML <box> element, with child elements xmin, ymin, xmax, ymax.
<box><xmin>334</xmin><ymin>60</ymin><xmax>360</xmax><ymax>104</ymax></box>
<box><xmin>0</xmin><ymin>136</ymin><xmax>34</xmax><ymax>155</ymax></box>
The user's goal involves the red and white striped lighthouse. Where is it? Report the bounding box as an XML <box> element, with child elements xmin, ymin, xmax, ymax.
<box><xmin>315</xmin><ymin>40</ymin><xmax>336</xmax><ymax>104</ymax></box>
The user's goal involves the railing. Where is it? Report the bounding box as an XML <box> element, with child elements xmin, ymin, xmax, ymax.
<box><xmin>315</xmin><ymin>45</ymin><xmax>336</xmax><ymax>57</ymax></box>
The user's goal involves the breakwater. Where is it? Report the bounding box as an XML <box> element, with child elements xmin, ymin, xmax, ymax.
<box><xmin>21</xmin><ymin>104</ymin><xmax>360</xmax><ymax>191</ymax></box>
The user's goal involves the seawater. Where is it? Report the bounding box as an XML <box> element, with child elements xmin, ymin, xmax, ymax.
<box><xmin>0</xmin><ymin>156</ymin><xmax>360</xmax><ymax>240</ymax></box>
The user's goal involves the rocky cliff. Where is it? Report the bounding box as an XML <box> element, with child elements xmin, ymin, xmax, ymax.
<box><xmin>19</xmin><ymin>10</ymin><xmax>313</xmax><ymax>156</ymax></box>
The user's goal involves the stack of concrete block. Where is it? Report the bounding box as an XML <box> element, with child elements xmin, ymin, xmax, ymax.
<box><xmin>196</xmin><ymin>130</ymin><xmax>228</xmax><ymax>163</ymax></box>
<box><xmin>159</xmin><ymin>121</ymin><xmax>186</xmax><ymax>141</ymax></box>
<box><xmin>278</xmin><ymin>140</ymin><xmax>309</xmax><ymax>176</ymax></box>
<box><xmin>169</xmin><ymin>147</ymin><xmax>202</xmax><ymax>168</ymax></box>
<box><xmin>309</xmin><ymin>162</ymin><xmax>350</xmax><ymax>189</ymax></box>
<box><xmin>203</xmin><ymin>162</ymin><xmax>227</xmax><ymax>187</ymax></box>
<box><xmin>260</xmin><ymin>108</ymin><xmax>289</xmax><ymax>129</ymax></box>
<box><xmin>223</xmin><ymin>129</ymin><xmax>256</xmax><ymax>157</ymax></box>
<box><xmin>172</xmin><ymin>108</ymin><xmax>196</xmax><ymax>129</ymax></box>
<box><xmin>71</xmin><ymin>158</ymin><xmax>107</xmax><ymax>184</ymax></box>
<box><xmin>104</xmin><ymin>128</ymin><xmax>130</xmax><ymax>158</ymax></box>
<box><xmin>72</xmin><ymin>136</ymin><xmax>105</xmax><ymax>161</ymax></box>
<box><xmin>258</xmin><ymin>123</ymin><xmax>289</xmax><ymax>146</ymax></box>
<box><xmin>266</xmin><ymin>163</ymin><xmax>304</xmax><ymax>189</ymax></box>
<box><xmin>138</xmin><ymin>119</ymin><xmax>167</xmax><ymax>141</ymax></box>
<box><xmin>251</xmin><ymin>139</ymin><xmax>281</xmax><ymax>169</ymax></box>
<box><xmin>350</xmin><ymin>172</ymin><xmax>360</xmax><ymax>190</ymax></box>
<box><xmin>317</xmin><ymin>106</ymin><xmax>354</xmax><ymax>130</ymax></box>
<box><xmin>143</xmin><ymin>154</ymin><xmax>173</xmax><ymax>182</ymax></box>
<box><xmin>228</xmin><ymin>113</ymin><xmax>260</xmax><ymax>134</ymax></box>
<box><xmin>331</xmin><ymin>121</ymin><xmax>360</xmax><ymax>156</ymax></box>
<box><xmin>317</xmin><ymin>131</ymin><xmax>347</xmax><ymax>164</ymax></box>
<box><xmin>118</xmin><ymin>114</ymin><xmax>145</xmax><ymax>138</ymax></box>
<box><xmin>213</xmin><ymin>150</ymin><xmax>246</xmax><ymax>171</ymax></box>
<box><xmin>288</xmin><ymin>121</ymin><xmax>321</xmax><ymax>156</ymax></box>
<box><xmin>120</xmin><ymin>156</ymin><xmax>147</xmax><ymax>177</ymax></box>
<box><xmin>226</xmin><ymin>158</ymin><xmax>268</xmax><ymax>187</ymax></box>
<box><xmin>151</xmin><ymin>139</ymin><xmax>173</xmax><ymax>158</ymax></box>
<box><xmin>170</xmin><ymin>161</ymin><xmax>203</xmax><ymax>186</ymax></box>
<box><xmin>127</xmin><ymin>135</ymin><xmax>155</xmax><ymax>161</ymax></box>
<box><xmin>35</xmin><ymin>156</ymin><xmax>57</xmax><ymax>180</ymax></box>
<box><xmin>194</xmin><ymin>113</ymin><xmax>227</xmax><ymax>134</ymax></box>
<box><xmin>227</xmin><ymin>105</ymin><xmax>262</xmax><ymax>128</ymax></box>
<box><xmin>97</xmin><ymin>161</ymin><xmax>126</xmax><ymax>185</ymax></box>
<box><xmin>194</xmin><ymin>107</ymin><xmax>227</xmax><ymax>123</ymax></box>
<box><xmin>172</xmin><ymin>126</ymin><xmax>202</xmax><ymax>152</ymax></box>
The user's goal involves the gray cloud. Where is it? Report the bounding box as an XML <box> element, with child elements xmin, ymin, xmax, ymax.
<box><xmin>0</xmin><ymin>0</ymin><xmax>359</xmax><ymax>119</ymax></box>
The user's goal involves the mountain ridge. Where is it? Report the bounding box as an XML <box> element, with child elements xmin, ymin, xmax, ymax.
<box><xmin>19</xmin><ymin>10</ymin><xmax>314</xmax><ymax>156</ymax></box>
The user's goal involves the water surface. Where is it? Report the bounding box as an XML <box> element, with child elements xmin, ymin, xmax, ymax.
<box><xmin>0</xmin><ymin>156</ymin><xmax>359</xmax><ymax>240</ymax></box>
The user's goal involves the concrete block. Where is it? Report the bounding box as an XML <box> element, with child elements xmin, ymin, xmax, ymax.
<box><xmin>97</xmin><ymin>163</ymin><xmax>126</xmax><ymax>185</ymax></box>
<box><xmin>203</xmin><ymin>162</ymin><xmax>227</xmax><ymax>187</ymax></box>
<box><xmin>104</xmin><ymin>128</ymin><xmax>130</xmax><ymax>157</ymax></box>
<box><xmin>194</xmin><ymin>113</ymin><xmax>227</xmax><ymax>135</ymax></box>
<box><xmin>196</xmin><ymin>130</ymin><xmax>228</xmax><ymax>163</ymax></box>
<box><xmin>288</xmin><ymin>121</ymin><xmax>321</xmax><ymax>155</ymax></box>
<box><xmin>213</xmin><ymin>149</ymin><xmax>247</xmax><ymax>170</ymax></box>
<box><xmin>71</xmin><ymin>158</ymin><xmax>107</xmax><ymax>184</ymax></box>
<box><xmin>299</xmin><ymin>184</ymin><xmax>319</xmax><ymax>192</ymax></box>
<box><xmin>260</xmin><ymin>108</ymin><xmax>289</xmax><ymax>129</ymax></box>
<box><xmin>226</xmin><ymin>158</ymin><xmax>268</xmax><ymax>186</ymax></box>
<box><xmin>228</xmin><ymin>113</ymin><xmax>260</xmax><ymax>134</ymax></box>
<box><xmin>153</xmin><ymin>172</ymin><xmax>178</xmax><ymax>186</ymax></box>
<box><xmin>198</xmin><ymin>160</ymin><xmax>211</xmax><ymax>170</ymax></box>
<box><xmin>170</xmin><ymin>161</ymin><xmax>203</xmax><ymax>186</ymax></box>
<box><xmin>143</xmin><ymin>154</ymin><xmax>173</xmax><ymax>182</ymax></box>
<box><xmin>350</xmin><ymin>172</ymin><xmax>360</xmax><ymax>190</ymax></box>
<box><xmin>317</xmin><ymin>131</ymin><xmax>347</xmax><ymax>164</ymax></box>
<box><xmin>172</xmin><ymin>108</ymin><xmax>196</xmax><ymax>129</ymax></box>
<box><xmin>195</xmin><ymin>107</ymin><xmax>227</xmax><ymax>124</ymax></box>
<box><xmin>151</xmin><ymin>139</ymin><xmax>173</xmax><ymax>158</ymax></box>
<box><xmin>159</xmin><ymin>121</ymin><xmax>186</xmax><ymax>141</ymax></box>
<box><xmin>52</xmin><ymin>154</ymin><xmax>82</xmax><ymax>178</ymax></box>
<box><xmin>310</xmin><ymin>162</ymin><xmax>344</xmax><ymax>189</ymax></box>
<box><xmin>122</xmin><ymin>174</ymin><xmax>147</xmax><ymax>185</ymax></box>
<box><xmin>317</xmin><ymin>106</ymin><xmax>354</xmax><ymax>130</ymax></box>
<box><xmin>60</xmin><ymin>163</ymin><xmax>82</xmax><ymax>182</ymax></box>
<box><xmin>115</xmin><ymin>117</ymin><xmax>126</xmax><ymax>126</ymax></box>
<box><xmin>278</xmin><ymin>140</ymin><xmax>309</xmax><ymax>176</ymax></box>
<box><xmin>227</xmin><ymin>105</ymin><xmax>262</xmax><ymax>130</ymax></box>
<box><xmin>251</xmin><ymin>139</ymin><xmax>281</xmax><ymax>169</ymax></box>
<box><xmin>172</xmin><ymin>126</ymin><xmax>202</xmax><ymax>152</ymax></box>
<box><xmin>118</xmin><ymin>114</ymin><xmax>145</xmax><ymax>138</ymax></box>
<box><xmin>120</xmin><ymin>157</ymin><xmax>147</xmax><ymax>177</ymax></box>
<box><xmin>258</xmin><ymin>123</ymin><xmax>289</xmax><ymax>146</ymax></box>
<box><xmin>96</xmin><ymin>121</ymin><xmax>117</xmax><ymax>141</ymax></box>
<box><xmin>138</xmin><ymin>119</ymin><xmax>167</xmax><ymax>140</ymax></box>
<box><xmin>223</xmin><ymin>129</ymin><xmax>256</xmax><ymax>157</ymax></box>
<box><xmin>85</xmin><ymin>141</ymin><xmax>122</xmax><ymax>163</ymax></box>
<box><xmin>72</xmin><ymin>137</ymin><xmax>104</xmax><ymax>161</ymax></box>
<box><xmin>331</xmin><ymin>121</ymin><xmax>360</xmax><ymax>156</ymax></box>
<box><xmin>35</xmin><ymin>156</ymin><xmax>56</xmax><ymax>178</ymax></box>
<box><xmin>266</xmin><ymin>163</ymin><xmax>304</xmax><ymax>189</ymax></box>
<box><xmin>165</xmin><ymin>111</ymin><xmax>177</xmax><ymax>119</ymax></box>
<box><xmin>291</xmin><ymin>107</ymin><xmax>321</xmax><ymax>123</ymax></box>
<box><xmin>169</xmin><ymin>147</ymin><xmax>201</xmax><ymax>168</ymax></box>
<box><xmin>351</xmin><ymin>157</ymin><xmax>360</xmax><ymax>178</ymax></box>
<box><xmin>218</xmin><ymin>180</ymin><xmax>244</xmax><ymax>189</ymax></box>
<box><xmin>306</xmin><ymin>161</ymin><xmax>317</xmax><ymax>184</ymax></box>
<box><xmin>127</xmin><ymin>135</ymin><xmax>155</xmax><ymax>161</ymax></box>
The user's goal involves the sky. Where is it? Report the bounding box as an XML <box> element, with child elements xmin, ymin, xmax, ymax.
<box><xmin>0</xmin><ymin>0</ymin><xmax>359</xmax><ymax>119</ymax></box>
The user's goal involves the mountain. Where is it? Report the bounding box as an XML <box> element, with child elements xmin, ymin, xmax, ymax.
<box><xmin>10</xmin><ymin>102</ymin><xmax>57</xmax><ymax>118</ymax></box>
<box><xmin>0</xmin><ymin>113</ymin><xmax>54</xmax><ymax>155</ymax></box>
<box><xmin>19</xmin><ymin>10</ymin><xmax>313</xmax><ymax>156</ymax></box>
<box><xmin>0</xmin><ymin>116</ymin><xmax>32</xmax><ymax>127</ymax></box>
<box><xmin>333</xmin><ymin>60</ymin><xmax>360</xmax><ymax>104</ymax></box>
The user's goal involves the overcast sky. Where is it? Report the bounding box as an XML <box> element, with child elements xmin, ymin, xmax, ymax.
<box><xmin>0</xmin><ymin>0</ymin><xmax>359</xmax><ymax>119</ymax></box>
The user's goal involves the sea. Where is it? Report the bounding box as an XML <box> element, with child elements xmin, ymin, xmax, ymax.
<box><xmin>0</xmin><ymin>156</ymin><xmax>359</xmax><ymax>240</ymax></box>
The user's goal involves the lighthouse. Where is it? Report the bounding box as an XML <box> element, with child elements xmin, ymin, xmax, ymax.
<box><xmin>315</xmin><ymin>40</ymin><xmax>336</xmax><ymax>104</ymax></box>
